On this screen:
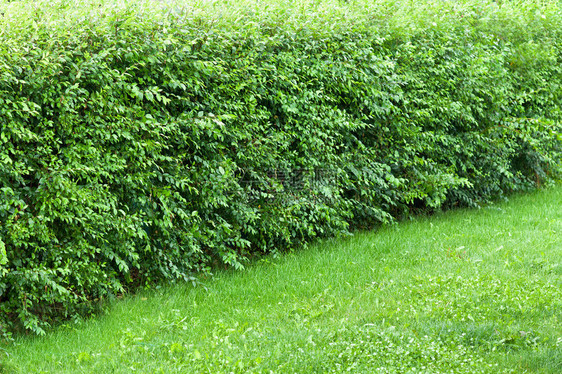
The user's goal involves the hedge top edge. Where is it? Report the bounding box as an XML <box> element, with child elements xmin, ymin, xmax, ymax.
<box><xmin>1</xmin><ymin>0</ymin><xmax>561</xmax><ymax>39</ymax></box>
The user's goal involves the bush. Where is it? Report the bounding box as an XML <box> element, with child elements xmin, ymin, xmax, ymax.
<box><xmin>0</xmin><ymin>0</ymin><xmax>560</xmax><ymax>338</ymax></box>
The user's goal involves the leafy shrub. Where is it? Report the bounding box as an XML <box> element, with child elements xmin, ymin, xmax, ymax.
<box><xmin>0</xmin><ymin>0</ymin><xmax>560</xmax><ymax>338</ymax></box>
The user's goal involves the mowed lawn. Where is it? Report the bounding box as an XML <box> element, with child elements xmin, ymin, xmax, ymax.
<box><xmin>1</xmin><ymin>184</ymin><xmax>561</xmax><ymax>373</ymax></box>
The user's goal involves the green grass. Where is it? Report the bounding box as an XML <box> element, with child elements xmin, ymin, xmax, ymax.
<box><xmin>1</xmin><ymin>184</ymin><xmax>561</xmax><ymax>373</ymax></box>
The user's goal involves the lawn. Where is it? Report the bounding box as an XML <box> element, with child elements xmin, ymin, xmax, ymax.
<box><xmin>1</xmin><ymin>184</ymin><xmax>561</xmax><ymax>373</ymax></box>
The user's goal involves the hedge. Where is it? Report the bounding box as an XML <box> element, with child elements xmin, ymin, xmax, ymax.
<box><xmin>0</xmin><ymin>0</ymin><xmax>561</xmax><ymax>338</ymax></box>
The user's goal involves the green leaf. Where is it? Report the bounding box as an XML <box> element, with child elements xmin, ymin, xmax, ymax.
<box><xmin>0</xmin><ymin>239</ymin><xmax>7</xmax><ymax>265</ymax></box>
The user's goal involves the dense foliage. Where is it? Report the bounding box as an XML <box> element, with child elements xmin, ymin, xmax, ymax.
<box><xmin>0</xmin><ymin>0</ymin><xmax>561</xmax><ymax>338</ymax></box>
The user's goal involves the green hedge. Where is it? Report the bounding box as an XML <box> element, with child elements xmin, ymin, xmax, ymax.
<box><xmin>1</xmin><ymin>0</ymin><xmax>561</xmax><ymax>337</ymax></box>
